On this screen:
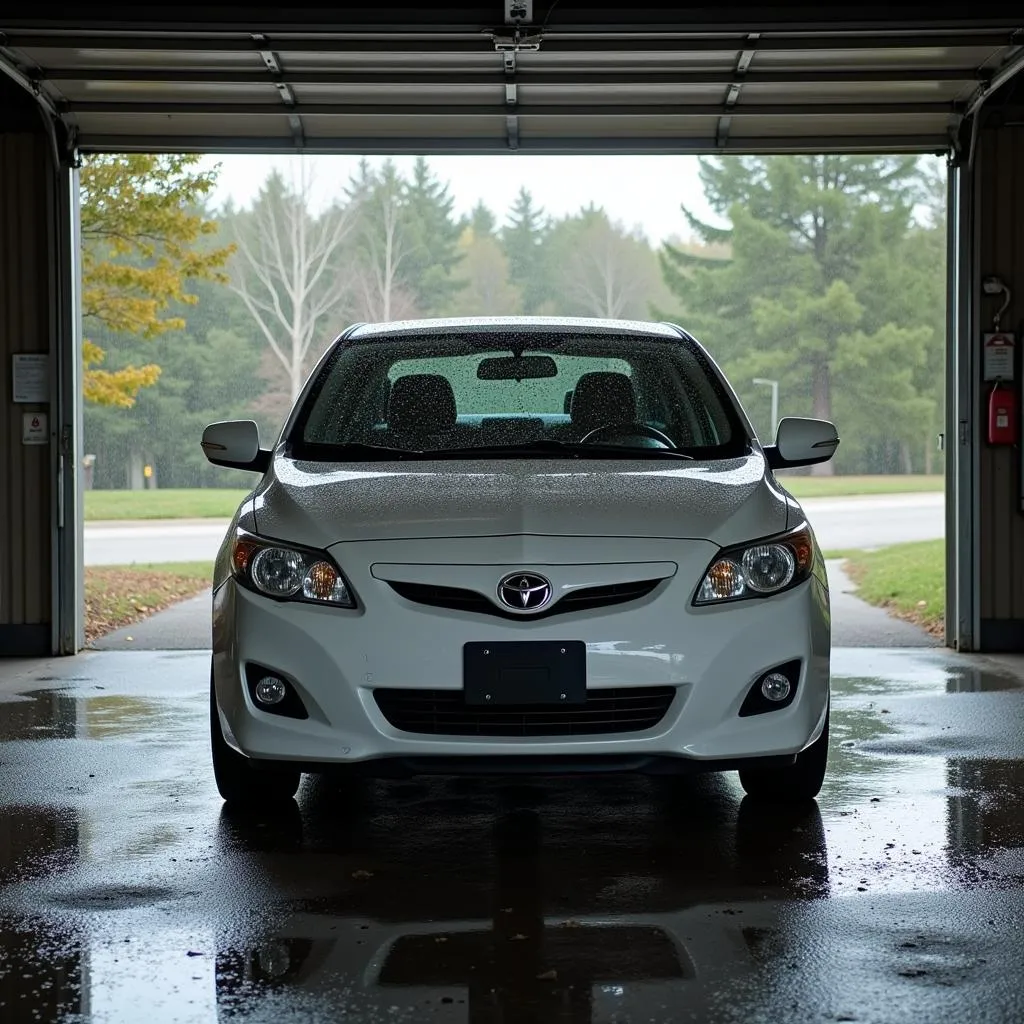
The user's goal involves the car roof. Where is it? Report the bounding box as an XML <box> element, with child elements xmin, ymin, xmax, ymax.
<box><xmin>347</xmin><ymin>316</ymin><xmax>684</xmax><ymax>341</ymax></box>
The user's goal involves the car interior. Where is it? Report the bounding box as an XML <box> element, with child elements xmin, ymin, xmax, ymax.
<box><xmin>298</xmin><ymin>340</ymin><xmax>737</xmax><ymax>453</ymax></box>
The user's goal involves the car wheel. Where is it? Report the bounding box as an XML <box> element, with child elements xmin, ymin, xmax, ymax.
<box><xmin>210</xmin><ymin>676</ymin><xmax>301</xmax><ymax>807</ymax></box>
<box><xmin>738</xmin><ymin>713</ymin><xmax>829</xmax><ymax>803</ymax></box>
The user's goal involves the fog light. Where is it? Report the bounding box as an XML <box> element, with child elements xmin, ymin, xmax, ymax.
<box><xmin>760</xmin><ymin>673</ymin><xmax>791</xmax><ymax>702</ymax></box>
<box><xmin>254</xmin><ymin>676</ymin><xmax>287</xmax><ymax>705</ymax></box>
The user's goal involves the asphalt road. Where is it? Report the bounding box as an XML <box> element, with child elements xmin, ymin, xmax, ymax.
<box><xmin>83</xmin><ymin>492</ymin><xmax>945</xmax><ymax>566</ymax></box>
<box><xmin>1</xmin><ymin>646</ymin><xmax>1022</xmax><ymax>1023</ymax></box>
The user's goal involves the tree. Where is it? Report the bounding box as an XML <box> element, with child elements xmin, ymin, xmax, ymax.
<box><xmin>547</xmin><ymin>206</ymin><xmax>662</xmax><ymax>320</ymax></box>
<box><xmin>660</xmin><ymin>155</ymin><xmax>943</xmax><ymax>474</ymax></box>
<box><xmin>227</xmin><ymin>166</ymin><xmax>354</xmax><ymax>401</ymax></box>
<box><xmin>84</xmin><ymin>326</ymin><xmax>267</xmax><ymax>489</ymax></box>
<box><xmin>402</xmin><ymin>157</ymin><xmax>465</xmax><ymax>315</ymax></box>
<box><xmin>468</xmin><ymin>200</ymin><xmax>497</xmax><ymax>238</ymax></box>
<box><xmin>500</xmin><ymin>188</ymin><xmax>552</xmax><ymax>314</ymax></box>
<box><xmin>347</xmin><ymin>160</ymin><xmax>419</xmax><ymax>323</ymax></box>
<box><xmin>80</xmin><ymin>154</ymin><xmax>234</xmax><ymax>407</ymax></box>
<box><xmin>451</xmin><ymin>225</ymin><xmax>522</xmax><ymax>316</ymax></box>
<box><xmin>82</xmin><ymin>270</ymin><xmax>269</xmax><ymax>488</ymax></box>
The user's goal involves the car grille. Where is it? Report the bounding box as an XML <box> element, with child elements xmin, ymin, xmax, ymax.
<box><xmin>385</xmin><ymin>578</ymin><xmax>662</xmax><ymax>618</ymax></box>
<box><xmin>373</xmin><ymin>686</ymin><xmax>677</xmax><ymax>737</ymax></box>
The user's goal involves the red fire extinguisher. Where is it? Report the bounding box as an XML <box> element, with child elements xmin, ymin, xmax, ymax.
<box><xmin>988</xmin><ymin>381</ymin><xmax>1018</xmax><ymax>445</ymax></box>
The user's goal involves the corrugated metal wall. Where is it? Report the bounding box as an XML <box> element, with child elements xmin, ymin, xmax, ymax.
<box><xmin>0</xmin><ymin>132</ymin><xmax>53</xmax><ymax>655</ymax></box>
<box><xmin>977</xmin><ymin>123</ymin><xmax>1024</xmax><ymax>649</ymax></box>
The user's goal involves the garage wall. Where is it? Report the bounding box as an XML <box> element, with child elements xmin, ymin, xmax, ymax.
<box><xmin>976</xmin><ymin>122</ymin><xmax>1024</xmax><ymax>649</ymax></box>
<box><xmin>0</xmin><ymin>99</ymin><xmax>55</xmax><ymax>655</ymax></box>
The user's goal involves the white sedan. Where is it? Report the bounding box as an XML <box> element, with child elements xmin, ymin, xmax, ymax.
<box><xmin>202</xmin><ymin>317</ymin><xmax>837</xmax><ymax>807</ymax></box>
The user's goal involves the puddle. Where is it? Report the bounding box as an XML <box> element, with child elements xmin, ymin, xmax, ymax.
<box><xmin>0</xmin><ymin>690</ymin><xmax>183</xmax><ymax>742</ymax></box>
<box><xmin>0</xmin><ymin>805</ymin><xmax>80</xmax><ymax>884</ymax></box>
<box><xmin>51</xmin><ymin>884</ymin><xmax>180</xmax><ymax>911</ymax></box>
<box><xmin>0</xmin><ymin>648</ymin><xmax>1021</xmax><ymax>1021</ymax></box>
<box><xmin>832</xmin><ymin>648</ymin><xmax>1024</xmax><ymax>694</ymax></box>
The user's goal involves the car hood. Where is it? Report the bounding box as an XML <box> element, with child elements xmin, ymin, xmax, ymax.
<box><xmin>253</xmin><ymin>454</ymin><xmax>790</xmax><ymax>550</ymax></box>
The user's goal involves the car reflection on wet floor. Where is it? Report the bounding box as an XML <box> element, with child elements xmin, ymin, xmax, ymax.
<box><xmin>0</xmin><ymin>648</ymin><xmax>1022</xmax><ymax>1023</ymax></box>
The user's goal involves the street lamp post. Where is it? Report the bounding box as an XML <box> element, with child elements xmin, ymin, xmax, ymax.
<box><xmin>752</xmin><ymin>378</ymin><xmax>779</xmax><ymax>437</ymax></box>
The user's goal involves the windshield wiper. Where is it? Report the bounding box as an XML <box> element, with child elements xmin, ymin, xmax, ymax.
<box><xmin>426</xmin><ymin>439</ymin><xmax>695</xmax><ymax>460</ymax></box>
<box><xmin>296</xmin><ymin>438</ymin><xmax>696</xmax><ymax>462</ymax></box>
<box><xmin>296</xmin><ymin>441</ymin><xmax>425</xmax><ymax>460</ymax></box>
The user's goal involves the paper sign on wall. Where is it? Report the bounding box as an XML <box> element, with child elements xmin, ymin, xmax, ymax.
<box><xmin>22</xmin><ymin>412</ymin><xmax>47</xmax><ymax>445</ymax></box>
<box><xmin>12</xmin><ymin>353</ymin><xmax>49</xmax><ymax>403</ymax></box>
<box><xmin>983</xmin><ymin>332</ymin><xmax>1015</xmax><ymax>382</ymax></box>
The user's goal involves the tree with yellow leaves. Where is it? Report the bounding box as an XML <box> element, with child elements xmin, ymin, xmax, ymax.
<box><xmin>80</xmin><ymin>154</ymin><xmax>235</xmax><ymax>406</ymax></box>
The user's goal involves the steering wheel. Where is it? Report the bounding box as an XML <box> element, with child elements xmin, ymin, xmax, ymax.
<box><xmin>579</xmin><ymin>422</ymin><xmax>676</xmax><ymax>448</ymax></box>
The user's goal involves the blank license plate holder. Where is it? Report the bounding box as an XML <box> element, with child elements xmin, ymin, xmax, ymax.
<box><xmin>463</xmin><ymin>641</ymin><xmax>586</xmax><ymax>706</ymax></box>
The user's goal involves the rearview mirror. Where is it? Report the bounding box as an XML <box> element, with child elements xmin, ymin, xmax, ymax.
<box><xmin>201</xmin><ymin>420</ymin><xmax>270</xmax><ymax>472</ymax></box>
<box><xmin>765</xmin><ymin>417</ymin><xmax>839</xmax><ymax>470</ymax></box>
<box><xmin>477</xmin><ymin>355</ymin><xmax>558</xmax><ymax>380</ymax></box>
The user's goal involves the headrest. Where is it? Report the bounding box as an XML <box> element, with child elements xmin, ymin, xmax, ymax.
<box><xmin>387</xmin><ymin>374</ymin><xmax>457</xmax><ymax>436</ymax></box>
<box><xmin>570</xmin><ymin>371</ymin><xmax>636</xmax><ymax>431</ymax></box>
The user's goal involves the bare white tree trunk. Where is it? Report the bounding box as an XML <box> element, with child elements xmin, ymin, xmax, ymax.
<box><xmin>567</xmin><ymin>223</ymin><xmax>646</xmax><ymax>320</ymax></box>
<box><xmin>229</xmin><ymin>163</ymin><xmax>353</xmax><ymax>401</ymax></box>
<box><xmin>355</xmin><ymin>190</ymin><xmax>407</xmax><ymax>322</ymax></box>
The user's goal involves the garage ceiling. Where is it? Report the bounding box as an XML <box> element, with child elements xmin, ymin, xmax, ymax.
<box><xmin>0</xmin><ymin>4</ymin><xmax>1022</xmax><ymax>155</ymax></box>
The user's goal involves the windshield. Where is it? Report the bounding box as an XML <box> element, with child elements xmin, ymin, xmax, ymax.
<box><xmin>289</xmin><ymin>330</ymin><xmax>747</xmax><ymax>461</ymax></box>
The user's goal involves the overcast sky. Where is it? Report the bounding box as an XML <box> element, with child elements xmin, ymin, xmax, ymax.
<box><xmin>202</xmin><ymin>153</ymin><xmax>718</xmax><ymax>245</ymax></box>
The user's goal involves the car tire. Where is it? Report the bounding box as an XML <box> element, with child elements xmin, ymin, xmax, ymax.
<box><xmin>737</xmin><ymin>713</ymin><xmax>829</xmax><ymax>803</ymax></box>
<box><xmin>210</xmin><ymin>676</ymin><xmax>301</xmax><ymax>807</ymax></box>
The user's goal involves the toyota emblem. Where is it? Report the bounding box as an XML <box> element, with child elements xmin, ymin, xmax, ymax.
<box><xmin>497</xmin><ymin>572</ymin><xmax>552</xmax><ymax>611</ymax></box>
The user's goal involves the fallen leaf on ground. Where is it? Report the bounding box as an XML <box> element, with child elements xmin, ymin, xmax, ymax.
<box><xmin>85</xmin><ymin>567</ymin><xmax>210</xmax><ymax>644</ymax></box>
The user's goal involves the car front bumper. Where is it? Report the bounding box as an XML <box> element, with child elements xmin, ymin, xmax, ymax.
<box><xmin>212</xmin><ymin>539</ymin><xmax>830</xmax><ymax>771</ymax></box>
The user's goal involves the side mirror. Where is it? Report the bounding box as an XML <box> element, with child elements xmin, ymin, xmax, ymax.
<box><xmin>765</xmin><ymin>416</ymin><xmax>839</xmax><ymax>470</ymax></box>
<box><xmin>201</xmin><ymin>420</ymin><xmax>271</xmax><ymax>472</ymax></box>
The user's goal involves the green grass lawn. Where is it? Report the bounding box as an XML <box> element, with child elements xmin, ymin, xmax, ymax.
<box><xmin>779</xmin><ymin>474</ymin><xmax>944</xmax><ymax>498</ymax></box>
<box><xmin>841</xmin><ymin>539</ymin><xmax>945</xmax><ymax>635</ymax></box>
<box><xmin>85</xmin><ymin>488</ymin><xmax>249</xmax><ymax>521</ymax></box>
<box><xmin>84</xmin><ymin>474</ymin><xmax>943</xmax><ymax>521</ymax></box>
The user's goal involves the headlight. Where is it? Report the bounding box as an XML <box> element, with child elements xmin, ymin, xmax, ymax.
<box><xmin>694</xmin><ymin>524</ymin><xmax>814</xmax><ymax>605</ymax></box>
<box><xmin>231</xmin><ymin>530</ymin><xmax>355</xmax><ymax>607</ymax></box>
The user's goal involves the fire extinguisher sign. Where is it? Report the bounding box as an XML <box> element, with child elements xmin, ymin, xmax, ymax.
<box><xmin>983</xmin><ymin>332</ymin><xmax>1016</xmax><ymax>381</ymax></box>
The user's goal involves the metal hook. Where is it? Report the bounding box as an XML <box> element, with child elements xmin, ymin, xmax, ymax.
<box><xmin>983</xmin><ymin>276</ymin><xmax>1012</xmax><ymax>330</ymax></box>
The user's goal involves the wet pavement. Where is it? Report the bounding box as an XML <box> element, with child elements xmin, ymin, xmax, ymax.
<box><xmin>1</xmin><ymin>648</ymin><xmax>1022</xmax><ymax>1023</ymax></box>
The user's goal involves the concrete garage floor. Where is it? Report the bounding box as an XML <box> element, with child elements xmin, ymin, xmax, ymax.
<box><xmin>1</xmin><ymin>647</ymin><xmax>1023</xmax><ymax>1022</ymax></box>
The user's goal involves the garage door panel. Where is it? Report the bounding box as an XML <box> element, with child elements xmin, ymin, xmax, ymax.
<box><xmin>287</xmin><ymin>83</ymin><xmax>506</xmax><ymax>105</ymax></box>
<box><xmin>280</xmin><ymin>50</ymin><xmax>501</xmax><ymax>70</ymax></box>
<box><xmin>13</xmin><ymin>45</ymin><xmax>267</xmax><ymax>70</ymax></box>
<box><xmin>3</xmin><ymin>14</ymin><xmax>1016</xmax><ymax>153</ymax></box>
<box><xmin>517</xmin><ymin>83</ymin><xmax>729</xmax><ymax>104</ymax></box>
<box><xmin>519</xmin><ymin>49</ymin><xmax>744</xmax><ymax>70</ymax></box>
<box><xmin>57</xmin><ymin>80</ymin><xmax>283</xmax><ymax>102</ymax></box>
<box><xmin>739</xmin><ymin>80</ymin><xmax>970</xmax><ymax>103</ymax></box>
<box><xmin>68</xmin><ymin>112</ymin><xmax>296</xmax><ymax>139</ymax></box>
<box><xmin>297</xmin><ymin>113</ymin><xmax>508</xmax><ymax>139</ymax></box>
<box><xmin>752</xmin><ymin>45</ymin><xmax>1005</xmax><ymax>70</ymax></box>
<box><xmin>520</xmin><ymin>114</ymin><xmax>720</xmax><ymax>139</ymax></box>
<box><xmin>726</xmin><ymin>112</ymin><xmax>955</xmax><ymax>138</ymax></box>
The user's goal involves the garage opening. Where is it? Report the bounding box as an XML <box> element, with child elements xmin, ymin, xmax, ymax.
<box><xmin>76</xmin><ymin>148</ymin><xmax>946</xmax><ymax>649</ymax></box>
